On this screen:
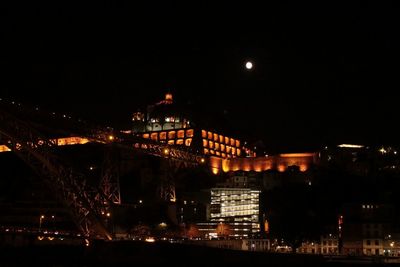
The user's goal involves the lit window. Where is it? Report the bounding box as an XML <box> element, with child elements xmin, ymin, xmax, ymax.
<box><xmin>226</xmin><ymin>146</ymin><xmax>231</xmax><ymax>153</ymax></box>
<box><xmin>203</xmin><ymin>139</ymin><xmax>208</xmax><ymax>147</ymax></box>
<box><xmin>219</xmin><ymin>135</ymin><xmax>224</xmax><ymax>143</ymax></box>
<box><xmin>209</xmin><ymin>141</ymin><xmax>214</xmax><ymax>149</ymax></box>
<box><xmin>222</xmin><ymin>153</ymin><xmax>226</xmax><ymax>158</ymax></box>
<box><xmin>230</xmin><ymin>138</ymin><xmax>235</xmax><ymax>146</ymax></box>
<box><xmin>168</xmin><ymin>140</ymin><xmax>175</xmax><ymax>145</ymax></box>
<box><xmin>202</xmin><ymin>130</ymin><xmax>207</xmax><ymax>138</ymax></box>
<box><xmin>208</xmin><ymin>132</ymin><xmax>213</xmax><ymax>140</ymax></box>
<box><xmin>143</xmin><ymin>133</ymin><xmax>150</xmax><ymax>139</ymax></box>
<box><xmin>210</xmin><ymin>150</ymin><xmax>215</xmax><ymax>155</ymax></box>
<box><xmin>236</xmin><ymin>148</ymin><xmax>241</xmax><ymax>156</ymax></box>
<box><xmin>150</xmin><ymin>133</ymin><xmax>158</xmax><ymax>141</ymax></box>
<box><xmin>176</xmin><ymin>139</ymin><xmax>184</xmax><ymax>145</ymax></box>
<box><xmin>214</xmin><ymin>133</ymin><xmax>219</xmax><ymax>141</ymax></box>
<box><xmin>159</xmin><ymin>132</ymin><xmax>167</xmax><ymax>140</ymax></box>
<box><xmin>185</xmin><ymin>138</ymin><xmax>192</xmax><ymax>146</ymax></box>
<box><xmin>177</xmin><ymin>130</ymin><xmax>185</xmax><ymax>139</ymax></box>
<box><xmin>186</xmin><ymin>129</ymin><xmax>194</xmax><ymax>138</ymax></box>
<box><xmin>168</xmin><ymin>131</ymin><xmax>176</xmax><ymax>139</ymax></box>
<box><xmin>216</xmin><ymin>151</ymin><xmax>221</xmax><ymax>156</ymax></box>
<box><xmin>236</xmin><ymin>140</ymin><xmax>240</xmax><ymax>148</ymax></box>
<box><xmin>225</xmin><ymin>137</ymin><xmax>230</xmax><ymax>144</ymax></box>
<box><xmin>220</xmin><ymin>144</ymin><xmax>225</xmax><ymax>152</ymax></box>
<box><xmin>215</xmin><ymin>142</ymin><xmax>220</xmax><ymax>151</ymax></box>
<box><xmin>204</xmin><ymin>148</ymin><xmax>209</xmax><ymax>154</ymax></box>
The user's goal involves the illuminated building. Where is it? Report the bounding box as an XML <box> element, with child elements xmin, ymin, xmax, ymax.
<box><xmin>132</xmin><ymin>93</ymin><xmax>250</xmax><ymax>159</ymax></box>
<box><xmin>209</xmin><ymin>188</ymin><xmax>261</xmax><ymax>237</ymax></box>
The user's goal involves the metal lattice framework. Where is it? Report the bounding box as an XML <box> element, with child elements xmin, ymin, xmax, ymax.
<box><xmin>98</xmin><ymin>145</ymin><xmax>121</xmax><ymax>205</ymax></box>
<box><xmin>0</xmin><ymin>110</ymin><xmax>112</xmax><ymax>240</ymax></box>
<box><xmin>0</xmin><ymin>106</ymin><xmax>206</xmax><ymax>239</ymax></box>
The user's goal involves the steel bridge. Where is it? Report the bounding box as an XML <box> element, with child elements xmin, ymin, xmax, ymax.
<box><xmin>0</xmin><ymin>105</ymin><xmax>205</xmax><ymax>240</ymax></box>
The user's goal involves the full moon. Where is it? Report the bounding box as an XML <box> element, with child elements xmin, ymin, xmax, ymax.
<box><xmin>245</xmin><ymin>61</ymin><xmax>253</xmax><ymax>70</ymax></box>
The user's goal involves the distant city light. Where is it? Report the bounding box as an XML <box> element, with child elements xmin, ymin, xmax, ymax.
<box><xmin>379</xmin><ymin>147</ymin><xmax>387</xmax><ymax>154</ymax></box>
<box><xmin>245</xmin><ymin>61</ymin><xmax>253</xmax><ymax>70</ymax></box>
<box><xmin>337</xmin><ymin>144</ymin><xmax>364</xmax><ymax>148</ymax></box>
<box><xmin>145</xmin><ymin>237</ymin><xmax>156</xmax><ymax>243</ymax></box>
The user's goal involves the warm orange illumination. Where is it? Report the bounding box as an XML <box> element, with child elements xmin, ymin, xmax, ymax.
<box><xmin>0</xmin><ymin>145</ymin><xmax>11</xmax><ymax>152</ymax></box>
<box><xmin>216</xmin><ymin>151</ymin><xmax>221</xmax><ymax>156</ymax></box>
<box><xmin>214</xmin><ymin>142</ymin><xmax>220</xmax><ymax>150</ymax></box>
<box><xmin>211</xmin><ymin>168</ymin><xmax>219</xmax><ymax>175</ymax></box>
<box><xmin>108</xmin><ymin>135</ymin><xmax>114</xmax><ymax>141</ymax></box>
<box><xmin>150</xmin><ymin>133</ymin><xmax>158</xmax><ymax>141</ymax></box>
<box><xmin>225</xmin><ymin>137</ymin><xmax>229</xmax><ymax>144</ymax></box>
<box><xmin>226</xmin><ymin>146</ymin><xmax>231</xmax><ymax>153</ymax></box>
<box><xmin>37</xmin><ymin>236</ymin><xmax>44</xmax><ymax>241</ymax></box>
<box><xmin>278</xmin><ymin>165</ymin><xmax>286</xmax><ymax>172</ymax></box>
<box><xmin>204</xmin><ymin>148</ymin><xmax>209</xmax><ymax>154</ymax></box>
<box><xmin>106</xmin><ymin>212</ymin><xmax>111</xmax><ymax>217</ymax></box>
<box><xmin>177</xmin><ymin>130</ymin><xmax>185</xmax><ymax>139</ymax></box>
<box><xmin>186</xmin><ymin>129</ymin><xmax>194</xmax><ymax>138</ymax></box>
<box><xmin>143</xmin><ymin>133</ymin><xmax>150</xmax><ymax>139</ymax></box>
<box><xmin>222</xmin><ymin>153</ymin><xmax>226</xmax><ymax>158</ymax></box>
<box><xmin>201</xmin><ymin>130</ymin><xmax>207</xmax><ymax>138</ymax></box>
<box><xmin>200</xmin><ymin>158</ymin><xmax>205</xmax><ymax>163</ymax></box>
<box><xmin>168</xmin><ymin>140</ymin><xmax>175</xmax><ymax>145</ymax></box>
<box><xmin>185</xmin><ymin>138</ymin><xmax>192</xmax><ymax>147</ymax></box>
<box><xmin>220</xmin><ymin>144</ymin><xmax>225</xmax><ymax>152</ymax></box>
<box><xmin>207</xmin><ymin>131</ymin><xmax>213</xmax><ymax>140</ymax></box>
<box><xmin>210</xmin><ymin>150</ymin><xmax>215</xmax><ymax>155</ymax></box>
<box><xmin>209</xmin><ymin>141</ymin><xmax>214</xmax><ymax>149</ymax></box>
<box><xmin>300</xmin><ymin>165</ymin><xmax>308</xmax><ymax>172</ymax></box>
<box><xmin>159</xmin><ymin>132</ymin><xmax>167</xmax><ymax>140</ymax></box>
<box><xmin>168</xmin><ymin>131</ymin><xmax>176</xmax><ymax>139</ymax></box>
<box><xmin>235</xmin><ymin>140</ymin><xmax>240</xmax><ymax>148</ymax></box>
<box><xmin>230</xmin><ymin>138</ymin><xmax>235</xmax><ymax>146</ymax></box>
<box><xmin>213</xmin><ymin>133</ymin><xmax>218</xmax><ymax>141</ymax></box>
<box><xmin>236</xmin><ymin>148</ymin><xmax>241</xmax><ymax>156</ymax></box>
<box><xmin>165</xmin><ymin>93</ymin><xmax>173</xmax><ymax>101</ymax></box>
<box><xmin>48</xmin><ymin>237</ymin><xmax>54</xmax><ymax>241</ymax></box>
<box><xmin>163</xmin><ymin>148</ymin><xmax>170</xmax><ymax>155</ymax></box>
<box><xmin>219</xmin><ymin>135</ymin><xmax>224</xmax><ymax>143</ymax></box>
<box><xmin>203</xmin><ymin>139</ymin><xmax>208</xmax><ymax>147</ymax></box>
<box><xmin>55</xmin><ymin>137</ymin><xmax>90</xmax><ymax>146</ymax></box>
<box><xmin>176</xmin><ymin>139</ymin><xmax>184</xmax><ymax>145</ymax></box>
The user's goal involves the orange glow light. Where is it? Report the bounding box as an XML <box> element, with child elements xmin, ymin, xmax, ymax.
<box><xmin>177</xmin><ymin>130</ymin><xmax>185</xmax><ymax>138</ymax></box>
<box><xmin>185</xmin><ymin>138</ymin><xmax>192</xmax><ymax>146</ymax></box>
<box><xmin>203</xmin><ymin>139</ymin><xmax>208</xmax><ymax>147</ymax></box>
<box><xmin>213</xmin><ymin>133</ymin><xmax>219</xmax><ymax>141</ymax></box>
<box><xmin>300</xmin><ymin>165</ymin><xmax>308</xmax><ymax>172</ymax></box>
<box><xmin>186</xmin><ymin>129</ymin><xmax>194</xmax><ymax>138</ymax></box>
<box><xmin>201</xmin><ymin>130</ymin><xmax>207</xmax><ymax>138</ymax></box>
<box><xmin>168</xmin><ymin>131</ymin><xmax>176</xmax><ymax>139</ymax></box>
<box><xmin>159</xmin><ymin>132</ymin><xmax>167</xmax><ymax>140</ymax></box>
<box><xmin>278</xmin><ymin>165</ymin><xmax>286</xmax><ymax>172</ymax></box>
<box><xmin>0</xmin><ymin>145</ymin><xmax>11</xmax><ymax>152</ymax></box>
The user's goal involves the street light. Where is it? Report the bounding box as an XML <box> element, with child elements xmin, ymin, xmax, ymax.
<box><xmin>39</xmin><ymin>215</ymin><xmax>45</xmax><ymax>232</ymax></box>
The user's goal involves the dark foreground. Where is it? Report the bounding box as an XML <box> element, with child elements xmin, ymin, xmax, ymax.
<box><xmin>0</xmin><ymin>241</ymin><xmax>398</xmax><ymax>266</ymax></box>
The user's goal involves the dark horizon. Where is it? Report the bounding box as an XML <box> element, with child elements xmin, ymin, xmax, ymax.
<box><xmin>2</xmin><ymin>2</ymin><xmax>400</xmax><ymax>151</ymax></box>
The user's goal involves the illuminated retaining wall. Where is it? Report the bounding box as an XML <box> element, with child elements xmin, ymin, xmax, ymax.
<box><xmin>209</xmin><ymin>153</ymin><xmax>318</xmax><ymax>174</ymax></box>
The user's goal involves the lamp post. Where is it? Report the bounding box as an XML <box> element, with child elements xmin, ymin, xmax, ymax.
<box><xmin>39</xmin><ymin>215</ymin><xmax>45</xmax><ymax>232</ymax></box>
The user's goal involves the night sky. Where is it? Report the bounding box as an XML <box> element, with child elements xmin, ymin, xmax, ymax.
<box><xmin>1</xmin><ymin>2</ymin><xmax>399</xmax><ymax>152</ymax></box>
